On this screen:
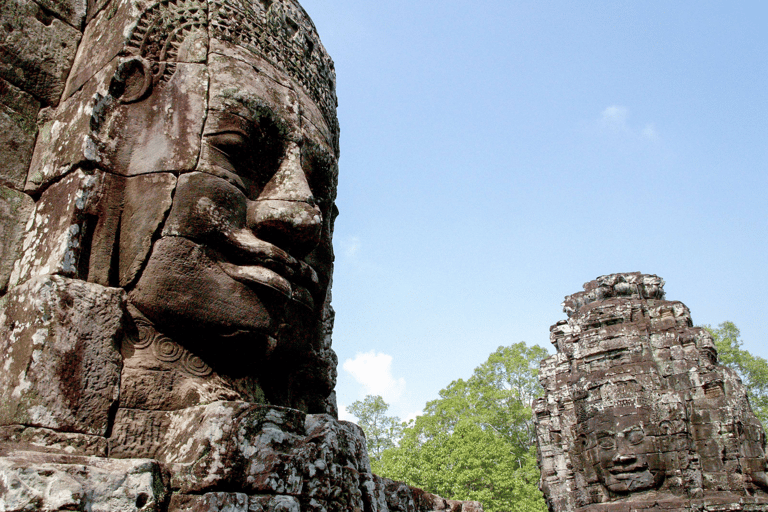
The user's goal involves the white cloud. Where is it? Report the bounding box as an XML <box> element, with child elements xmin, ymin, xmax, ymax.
<box><xmin>340</xmin><ymin>236</ymin><xmax>361</xmax><ymax>258</ymax></box>
<box><xmin>342</xmin><ymin>351</ymin><xmax>406</xmax><ymax>403</ymax></box>
<box><xmin>601</xmin><ymin>105</ymin><xmax>629</xmax><ymax>128</ymax></box>
<box><xmin>641</xmin><ymin>123</ymin><xmax>659</xmax><ymax>140</ymax></box>
<box><xmin>404</xmin><ymin>410</ymin><xmax>422</xmax><ymax>424</ymax></box>
<box><xmin>596</xmin><ymin>105</ymin><xmax>659</xmax><ymax>141</ymax></box>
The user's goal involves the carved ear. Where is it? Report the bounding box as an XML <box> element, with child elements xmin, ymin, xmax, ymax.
<box><xmin>110</xmin><ymin>56</ymin><xmax>153</xmax><ymax>103</ymax></box>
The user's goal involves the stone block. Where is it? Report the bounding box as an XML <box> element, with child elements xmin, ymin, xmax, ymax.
<box><xmin>99</xmin><ymin>62</ymin><xmax>208</xmax><ymax>177</ymax></box>
<box><xmin>25</xmin><ymin>65</ymin><xmax>112</xmax><ymax>192</ymax></box>
<box><xmin>110</xmin><ymin>403</ymin><xmax>372</xmax><ymax>504</ymax></box>
<box><xmin>80</xmin><ymin>172</ymin><xmax>177</xmax><ymax>287</ymax></box>
<box><xmin>0</xmin><ymin>425</ymin><xmax>107</xmax><ymax>457</ymax></box>
<box><xmin>0</xmin><ymin>78</ymin><xmax>40</xmax><ymax>190</ymax></box>
<box><xmin>249</xmin><ymin>495</ymin><xmax>300</xmax><ymax>512</ymax></box>
<box><xmin>0</xmin><ymin>451</ymin><xmax>166</xmax><ymax>511</ymax></box>
<box><xmin>111</xmin><ymin>403</ymin><xmax>310</xmax><ymax>494</ymax></box>
<box><xmin>36</xmin><ymin>0</ymin><xmax>87</xmax><ymax>30</ymax></box>
<box><xmin>0</xmin><ymin>0</ymin><xmax>81</xmax><ymax>106</ymax></box>
<box><xmin>169</xmin><ymin>493</ymin><xmax>249</xmax><ymax>512</ymax></box>
<box><xmin>0</xmin><ymin>186</ymin><xmax>34</xmax><ymax>293</ymax></box>
<box><xmin>10</xmin><ymin>169</ymin><xmax>104</xmax><ymax>287</ymax></box>
<box><xmin>118</xmin><ymin>173</ymin><xmax>177</xmax><ymax>286</ymax></box>
<box><xmin>29</xmin><ymin>56</ymin><xmax>204</xmax><ymax>193</ymax></box>
<box><xmin>0</xmin><ymin>275</ymin><xmax>124</xmax><ymax>436</ymax></box>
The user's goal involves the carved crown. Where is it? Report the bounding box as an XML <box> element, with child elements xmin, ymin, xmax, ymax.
<box><xmin>123</xmin><ymin>0</ymin><xmax>338</xmax><ymax>139</ymax></box>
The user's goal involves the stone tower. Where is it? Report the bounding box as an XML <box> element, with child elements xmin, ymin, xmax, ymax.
<box><xmin>534</xmin><ymin>272</ymin><xmax>768</xmax><ymax>511</ymax></box>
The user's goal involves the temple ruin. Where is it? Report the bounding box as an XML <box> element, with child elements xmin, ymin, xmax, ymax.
<box><xmin>535</xmin><ymin>272</ymin><xmax>768</xmax><ymax>511</ymax></box>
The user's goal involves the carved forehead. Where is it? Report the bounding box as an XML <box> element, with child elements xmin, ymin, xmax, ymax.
<box><xmin>207</xmin><ymin>53</ymin><xmax>300</xmax><ymax>133</ymax></box>
<box><xmin>206</xmin><ymin>45</ymin><xmax>336</xmax><ymax>153</ymax></box>
<box><xmin>581</xmin><ymin>407</ymin><xmax>652</xmax><ymax>433</ymax></box>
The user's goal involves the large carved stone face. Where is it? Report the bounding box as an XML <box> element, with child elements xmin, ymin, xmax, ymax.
<box><xmin>128</xmin><ymin>47</ymin><xmax>337</xmax><ymax>362</ymax></box>
<box><xmin>581</xmin><ymin>409</ymin><xmax>664</xmax><ymax>494</ymax></box>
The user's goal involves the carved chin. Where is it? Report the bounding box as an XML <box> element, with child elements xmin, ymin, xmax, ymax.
<box><xmin>603</xmin><ymin>470</ymin><xmax>661</xmax><ymax>493</ymax></box>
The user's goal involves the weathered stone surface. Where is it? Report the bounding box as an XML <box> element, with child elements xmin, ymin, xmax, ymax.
<box><xmin>0</xmin><ymin>187</ymin><xmax>34</xmax><ymax>294</ymax></box>
<box><xmin>0</xmin><ymin>275</ymin><xmax>124</xmax><ymax>436</ymax></box>
<box><xmin>28</xmin><ymin>58</ymin><xmax>206</xmax><ymax>192</ymax></box>
<box><xmin>169</xmin><ymin>493</ymin><xmax>250</xmax><ymax>512</ymax></box>
<box><xmin>0</xmin><ymin>78</ymin><xmax>40</xmax><ymax>190</ymax></box>
<box><xmin>118</xmin><ymin>173</ymin><xmax>177</xmax><ymax>286</ymax></box>
<box><xmin>10</xmin><ymin>169</ymin><xmax>104</xmax><ymax>287</ymax></box>
<box><xmin>0</xmin><ymin>451</ymin><xmax>166</xmax><ymax>511</ymax></box>
<box><xmin>0</xmin><ymin>425</ymin><xmax>107</xmax><ymax>457</ymax></box>
<box><xmin>25</xmin><ymin>60</ymin><xmax>117</xmax><ymax>192</ymax></box>
<box><xmin>35</xmin><ymin>0</ymin><xmax>87</xmax><ymax>30</ymax></box>
<box><xmin>0</xmin><ymin>0</ymin><xmax>81</xmax><ymax>106</ymax></box>
<box><xmin>63</xmin><ymin>0</ymin><xmax>208</xmax><ymax>101</ymax></box>
<box><xmin>109</xmin><ymin>403</ymin><xmax>364</xmax><ymax>496</ymax></box>
<box><xmin>108</xmin><ymin>401</ymin><xmax>478</xmax><ymax>511</ymax></box>
<box><xmin>98</xmin><ymin>61</ymin><xmax>208</xmax><ymax>177</ymax></box>
<box><xmin>534</xmin><ymin>273</ymin><xmax>768</xmax><ymax>511</ymax></box>
<box><xmin>84</xmin><ymin>172</ymin><xmax>177</xmax><ymax>287</ymax></box>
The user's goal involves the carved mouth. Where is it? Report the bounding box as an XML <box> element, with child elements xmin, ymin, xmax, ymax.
<box><xmin>217</xmin><ymin>258</ymin><xmax>319</xmax><ymax>309</ymax></box>
<box><xmin>208</xmin><ymin>229</ymin><xmax>323</xmax><ymax>309</ymax></box>
<box><xmin>609</xmin><ymin>465</ymin><xmax>649</xmax><ymax>476</ymax></box>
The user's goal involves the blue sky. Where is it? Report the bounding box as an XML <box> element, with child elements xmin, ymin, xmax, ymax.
<box><xmin>298</xmin><ymin>0</ymin><xmax>768</xmax><ymax>421</ymax></box>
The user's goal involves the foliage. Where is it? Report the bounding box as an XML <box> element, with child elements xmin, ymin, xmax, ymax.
<box><xmin>377</xmin><ymin>342</ymin><xmax>549</xmax><ymax>512</ymax></box>
<box><xmin>348</xmin><ymin>395</ymin><xmax>403</xmax><ymax>471</ymax></box>
<box><xmin>704</xmin><ymin>321</ymin><xmax>768</xmax><ymax>428</ymax></box>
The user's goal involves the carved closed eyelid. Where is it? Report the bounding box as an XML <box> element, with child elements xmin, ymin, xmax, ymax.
<box><xmin>598</xmin><ymin>438</ymin><xmax>615</xmax><ymax>449</ymax></box>
<box><xmin>596</xmin><ymin>432</ymin><xmax>615</xmax><ymax>448</ymax></box>
<box><xmin>205</xmin><ymin>130</ymin><xmax>249</xmax><ymax>146</ymax></box>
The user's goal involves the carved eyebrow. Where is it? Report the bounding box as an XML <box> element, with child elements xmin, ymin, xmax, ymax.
<box><xmin>203</xmin><ymin>109</ymin><xmax>253</xmax><ymax>137</ymax></box>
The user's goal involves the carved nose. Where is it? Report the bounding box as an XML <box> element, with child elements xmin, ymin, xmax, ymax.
<box><xmin>248</xmin><ymin>143</ymin><xmax>322</xmax><ymax>258</ymax></box>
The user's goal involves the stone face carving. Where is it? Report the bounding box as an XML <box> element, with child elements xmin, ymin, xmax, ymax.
<box><xmin>0</xmin><ymin>0</ymin><xmax>482</xmax><ymax>509</ymax></box>
<box><xmin>15</xmin><ymin>0</ymin><xmax>340</xmax><ymax>419</ymax></box>
<box><xmin>534</xmin><ymin>272</ymin><xmax>768</xmax><ymax>511</ymax></box>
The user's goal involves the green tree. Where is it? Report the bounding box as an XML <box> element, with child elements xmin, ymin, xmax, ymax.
<box><xmin>377</xmin><ymin>342</ymin><xmax>549</xmax><ymax>512</ymax></box>
<box><xmin>704</xmin><ymin>321</ymin><xmax>768</xmax><ymax>428</ymax></box>
<box><xmin>348</xmin><ymin>395</ymin><xmax>403</xmax><ymax>472</ymax></box>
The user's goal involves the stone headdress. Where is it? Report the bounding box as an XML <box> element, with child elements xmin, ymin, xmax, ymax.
<box><xmin>118</xmin><ymin>0</ymin><xmax>338</xmax><ymax>138</ymax></box>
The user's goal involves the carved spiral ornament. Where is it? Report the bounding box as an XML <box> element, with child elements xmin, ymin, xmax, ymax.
<box><xmin>131</xmin><ymin>317</ymin><xmax>158</xmax><ymax>349</ymax></box>
<box><xmin>153</xmin><ymin>335</ymin><xmax>183</xmax><ymax>362</ymax></box>
<box><xmin>182</xmin><ymin>352</ymin><xmax>213</xmax><ymax>377</ymax></box>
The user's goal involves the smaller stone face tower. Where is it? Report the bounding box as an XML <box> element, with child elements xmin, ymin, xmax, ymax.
<box><xmin>534</xmin><ymin>272</ymin><xmax>768</xmax><ymax>511</ymax></box>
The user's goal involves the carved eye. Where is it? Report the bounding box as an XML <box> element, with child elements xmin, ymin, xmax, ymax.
<box><xmin>301</xmin><ymin>141</ymin><xmax>335</xmax><ymax>206</ymax></box>
<box><xmin>208</xmin><ymin>131</ymin><xmax>248</xmax><ymax>151</ymax></box>
<box><xmin>598</xmin><ymin>436</ymin><xmax>615</xmax><ymax>450</ymax></box>
<box><xmin>206</xmin><ymin>131</ymin><xmax>249</xmax><ymax>173</ymax></box>
<box><xmin>204</xmin><ymin>117</ymin><xmax>284</xmax><ymax>198</ymax></box>
<box><xmin>626</xmin><ymin>428</ymin><xmax>645</xmax><ymax>445</ymax></box>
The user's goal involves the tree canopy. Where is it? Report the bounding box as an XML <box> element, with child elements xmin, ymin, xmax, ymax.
<box><xmin>376</xmin><ymin>342</ymin><xmax>549</xmax><ymax>512</ymax></box>
<box><xmin>347</xmin><ymin>395</ymin><xmax>403</xmax><ymax>471</ymax></box>
<box><xmin>704</xmin><ymin>321</ymin><xmax>768</xmax><ymax>428</ymax></box>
